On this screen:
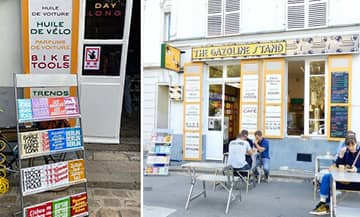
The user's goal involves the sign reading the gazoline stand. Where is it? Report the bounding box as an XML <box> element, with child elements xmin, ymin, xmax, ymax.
<box><xmin>192</xmin><ymin>41</ymin><xmax>286</xmax><ymax>61</ymax></box>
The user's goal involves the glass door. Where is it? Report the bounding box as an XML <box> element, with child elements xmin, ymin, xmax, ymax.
<box><xmin>206</xmin><ymin>83</ymin><xmax>224</xmax><ymax>160</ymax></box>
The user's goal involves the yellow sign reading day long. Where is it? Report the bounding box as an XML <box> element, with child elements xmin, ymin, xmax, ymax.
<box><xmin>192</xmin><ymin>41</ymin><xmax>286</xmax><ymax>60</ymax></box>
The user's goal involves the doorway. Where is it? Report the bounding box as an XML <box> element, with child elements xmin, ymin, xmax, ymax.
<box><xmin>156</xmin><ymin>85</ymin><xmax>169</xmax><ymax>129</ymax></box>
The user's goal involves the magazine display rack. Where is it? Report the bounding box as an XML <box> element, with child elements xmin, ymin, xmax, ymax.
<box><xmin>14</xmin><ymin>74</ymin><xmax>88</xmax><ymax>217</ymax></box>
<box><xmin>145</xmin><ymin>129</ymin><xmax>172</xmax><ymax>176</ymax></box>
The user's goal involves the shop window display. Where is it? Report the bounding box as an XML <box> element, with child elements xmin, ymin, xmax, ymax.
<box><xmin>227</xmin><ymin>65</ymin><xmax>240</xmax><ymax>78</ymax></box>
<box><xmin>82</xmin><ymin>44</ymin><xmax>122</xmax><ymax>76</ymax></box>
<box><xmin>287</xmin><ymin>60</ymin><xmax>326</xmax><ymax>136</ymax></box>
<box><xmin>208</xmin><ymin>84</ymin><xmax>222</xmax><ymax>131</ymax></box>
<box><xmin>85</xmin><ymin>0</ymin><xmax>127</xmax><ymax>39</ymax></box>
<box><xmin>309</xmin><ymin>61</ymin><xmax>325</xmax><ymax>135</ymax></box>
<box><xmin>209</xmin><ymin>65</ymin><xmax>223</xmax><ymax>78</ymax></box>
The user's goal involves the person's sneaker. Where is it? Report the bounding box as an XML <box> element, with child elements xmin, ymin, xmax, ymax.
<box><xmin>309</xmin><ymin>202</ymin><xmax>330</xmax><ymax>215</ymax></box>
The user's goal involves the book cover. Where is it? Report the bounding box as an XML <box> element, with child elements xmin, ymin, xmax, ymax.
<box><xmin>64</xmin><ymin>97</ymin><xmax>79</xmax><ymax>115</ymax></box>
<box><xmin>22</xmin><ymin>165</ymin><xmax>46</xmax><ymax>194</ymax></box>
<box><xmin>20</xmin><ymin>131</ymin><xmax>42</xmax><ymax>157</ymax></box>
<box><xmin>26</xmin><ymin>201</ymin><xmax>52</xmax><ymax>217</ymax></box>
<box><xmin>71</xmin><ymin>192</ymin><xmax>88</xmax><ymax>216</ymax></box>
<box><xmin>32</xmin><ymin>98</ymin><xmax>50</xmax><ymax>119</ymax></box>
<box><xmin>49</xmin><ymin>129</ymin><xmax>67</xmax><ymax>151</ymax></box>
<box><xmin>44</xmin><ymin>162</ymin><xmax>69</xmax><ymax>188</ymax></box>
<box><xmin>18</xmin><ymin>99</ymin><xmax>33</xmax><ymax>122</ymax></box>
<box><xmin>52</xmin><ymin>197</ymin><xmax>71</xmax><ymax>217</ymax></box>
<box><xmin>65</xmin><ymin>128</ymin><xmax>82</xmax><ymax>149</ymax></box>
<box><xmin>68</xmin><ymin>159</ymin><xmax>85</xmax><ymax>183</ymax></box>
<box><xmin>40</xmin><ymin>130</ymin><xmax>50</xmax><ymax>152</ymax></box>
<box><xmin>48</xmin><ymin>98</ymin><xmax>66</xmax><ymax>117</ymax></box>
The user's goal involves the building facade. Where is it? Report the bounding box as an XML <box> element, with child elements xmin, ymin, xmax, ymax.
<box><xmin>143</xmin><ymin>0</ymin><xmax>360</xmax><ymax>170</ymax></box>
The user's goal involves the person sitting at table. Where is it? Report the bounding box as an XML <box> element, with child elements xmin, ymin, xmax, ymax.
<box><xmin>310</xmin><ymin>135</ymin><xmax>360</xmax><ymax>215</ymax></box>
<box><xmin>253</xmin><ymin>130</ymin><xmax>270</xmax><ymax>183</ymax></box>
<box><xmin>227</xmin><ymin>132</ymin><xmax>253</xmax><ymax>175</ymax></box>
<box><xmin>241</xmin><ymin>129</ymin><xmax>255</xmax><ymax>168</ymax></box>
<box><xmin>335</xmin><ymin>130</ymin><xmax>357</xmax><ymax>157</ymax></box>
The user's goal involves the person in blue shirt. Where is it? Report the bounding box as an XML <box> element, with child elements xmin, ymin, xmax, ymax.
<box><xmin>336</xmin><ymin>130</ymin><xmax>356</xmax><ymax>157</ymax></box>
<box><xmin>253</xmin><ymin>130</ymin><xmax>270</xmax><ymax>182</ymax></box>
<box><xmin>310</xmin><ymin>135</ymin><xmax>360</xmax><ymax>215</ymax></box>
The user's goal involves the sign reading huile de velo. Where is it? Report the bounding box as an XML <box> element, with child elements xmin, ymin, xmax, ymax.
<box><xmin>192</xmin><ymin>41</ymin><xmax>286</xmax><ymax>60</ymax></box>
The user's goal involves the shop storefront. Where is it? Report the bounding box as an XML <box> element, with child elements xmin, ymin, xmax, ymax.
<box><xmin>164</xmin><ymin>33</ymin><xmax>360</xmax><ymax>170</ymax></box>
<box><xmin>0</xmin><ymin>0</ymin><xmax>135</xmax><ymax>144</ymax></box>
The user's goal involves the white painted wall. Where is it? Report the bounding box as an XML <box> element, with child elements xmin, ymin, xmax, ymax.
<box><xmin>143</xmin><ymin>67</ymin><xmax>183</xmax><ymax>150</ymax></box>
<box><xmin>241</xmin><ymin>0</ymin><xmax>285</xmax><ymax>34</ymax></box>
<box><xmin>329</xmin><ymin>0</ymin><xmax>360</xmax><ymax>26</ymax></box>
<box><xmin>143</xmin><ymin>0</ymin><xmax>163</xmax><ymax>66</ymax></box>
<box><xmin>171</xmin><ymin>0</ymin><xmax>206</xmax><ymax>40</ymax></box>
<box><xmin>0</xmin><ymin>0</ymin><xmax>22</xmax><ymax>87</ymax></box>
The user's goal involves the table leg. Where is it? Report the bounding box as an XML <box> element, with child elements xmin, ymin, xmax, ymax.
<box><xmin>225</xmin><ymin>182</ymin><xmax>234</xmax><ymax>214</ymax></box>
<box><xmin>203</xmin><ymin>180</ymin><xmax>206</xmax><ymax>198</ymax></box>
<box><xmin>185</xmin><ymin>177</ymin><xmax>196</xmax><ymax>210</ymax></box>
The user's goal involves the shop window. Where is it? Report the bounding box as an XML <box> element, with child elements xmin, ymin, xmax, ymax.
<box><xmin>309</xmin><ymin>61</ymin><xmax>325</xmax><ymax>135</ymax></box>
<box><xmin>209</xmin><ymin>65</ymin><xmax>223</xmax><ymax>78</ymax></box>
<box><xmin>82</xmin><ymin>44</ymin><xmax>122</xmax><ymax>76</ymax></box>
<box><xmin>226</xmin><ymin>65</ymin><xmax>240</xmax><ymax>77</ymax></box>
<box><xmin>287</xmin><ymin>60</ymin><xmax>326</xmax><ymax>136</ymax></box>
<box><xmin>287</xmin><ymin>0</ymin><xmax>328</xmax><ymax>30</ymax></box>
<box><xmin>207</xmin><ymin>0</ymin><xmax>240</xmax><ymax>37</ymax></box>
<box><xmin>208</xmin><ymin>84</ymin><xmax>222</xmax><ymax>131</ymax></box>
<box><xmin>164</xmin><ymin>12</ymin><xmax>171</xmax><ymax>41</ymax></box>
<box><xmin>85</xmin><ymin>0</ymin><xmax>127</xmax><ymax>39</ymax></box>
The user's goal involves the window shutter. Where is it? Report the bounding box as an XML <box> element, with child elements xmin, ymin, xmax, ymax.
<box><xmin>308</xmin><ymin>0</ymin><xmax>327</xmax><ymax>28</ymax></box>
<box><xmin>224</xmin><ymin>0</ymin><xmax>240</xmax><ymax>35</ymax></box>
<box><xmin>287</xmin><ymin>0</ymin><xmax>305</xmax><ymax>29</ymax></box>
<box><xmin>208</xmin><ymin>0</ymin><xmax>222</xmax><ymax>36</ymax></box>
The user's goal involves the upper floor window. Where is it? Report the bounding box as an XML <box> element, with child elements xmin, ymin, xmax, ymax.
<box><xmin>287</xmin><ymin>0</ymin><xmax>328</xmax><ymax>30</ymax></box>
<box><xmin>207</xmin><ymin>0</ymin><xmax>240</xmax><ymax>37</ymax></box>
<box><xmin>164</xmin><ymin>12</ymin><xmax>171</xmax><ymax>41</ymax></box>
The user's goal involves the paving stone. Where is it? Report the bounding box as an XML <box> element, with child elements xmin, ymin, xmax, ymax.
<box><xmin>88</xmin><ymin>199</ymin><xmax>101</xmax><ymax>209</ymax></box>
<box><xmin>93</xmin><ymin>189</ymin><xmax>113</xmax><ymax>197</ymax></box>
<box><xmin>112</xmin><ymin>190</ymin><xmax>130</xmax><ymax>198</ymax></box>
<box><xmin>0</xmin><ymin>195</ymin><xmax>17</xmax><ymax>206</ymax></box>
<box><xmin>103</xmin><ymin>198</ymin><xmax>121</xmax><ymax>207</ymax></box>
<box><xmin>119</xmin><ymin>209</ymin><xmax>140</xmax><ymax>217</ymax></box>
<box><xmin>124</xmin><ymin>200</ymin><xmax>140</xmax><ymax>207</ymax></box>
<box><xmin>96</xmin><ymin>208</ymin><xmax>122</xmax><ymax>217</ymax></box>
<box><xmin>93</xmin><ymin>152</ymin><xmax>129</xmax><ymax>161</ymax></box>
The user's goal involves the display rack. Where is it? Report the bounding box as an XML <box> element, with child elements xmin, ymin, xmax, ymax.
<box><xmin>14</xmin><ymin>74</ymin><xmax>88</xmax><ymax>217</ymax></box>
<box><xmin>145</xmin><ymin>129</ymin><xmax>172</xmax><ymax>176</ymax></box>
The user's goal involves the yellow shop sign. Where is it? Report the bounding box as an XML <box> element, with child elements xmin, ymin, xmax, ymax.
<box><xmin>192</xmin><ymin>41</ymin><xmax>286</xmax><ymax>61</ymax></box>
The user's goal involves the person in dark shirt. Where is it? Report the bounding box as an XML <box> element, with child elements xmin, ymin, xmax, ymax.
<box><xmin>310</xmin><ymin>135</ymin><xmax>360</xmax><ymax>215</ymax></box>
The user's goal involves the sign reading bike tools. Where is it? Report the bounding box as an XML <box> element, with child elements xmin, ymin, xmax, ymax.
<box><xmin>22</xmin><ymin>0</ymin><xmax>79</xmax><ymax>97</ymax></box>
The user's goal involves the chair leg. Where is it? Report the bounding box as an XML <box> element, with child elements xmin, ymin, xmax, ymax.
<box><xmin>203</xmin><ymin>181</ymin><xmax>206</xmax><ymax>198</ymax></box>
<box><xmin>185</xmin><ymin>180</ymin><xmax>196</xmax><ymax>210</ymax></box>
<box><xmin>246</xmin><ymin>172</ymin><xmax>250</xmax><ymax>196</ymax></box>
<box><xmin>225</xmin><ymin>182</ymin><xmax>234</xmax><ymax>214</ymax></box>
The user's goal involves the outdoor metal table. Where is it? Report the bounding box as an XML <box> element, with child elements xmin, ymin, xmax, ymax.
<box><xmin>330</xmin><ymin>169</ymin><xmax>360</xmax><ymax>217</ymax></box>
<box><xmin>181</xmin><ymin>162</ymin><xmax>240</xmax><ymax>214</ymax></box>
